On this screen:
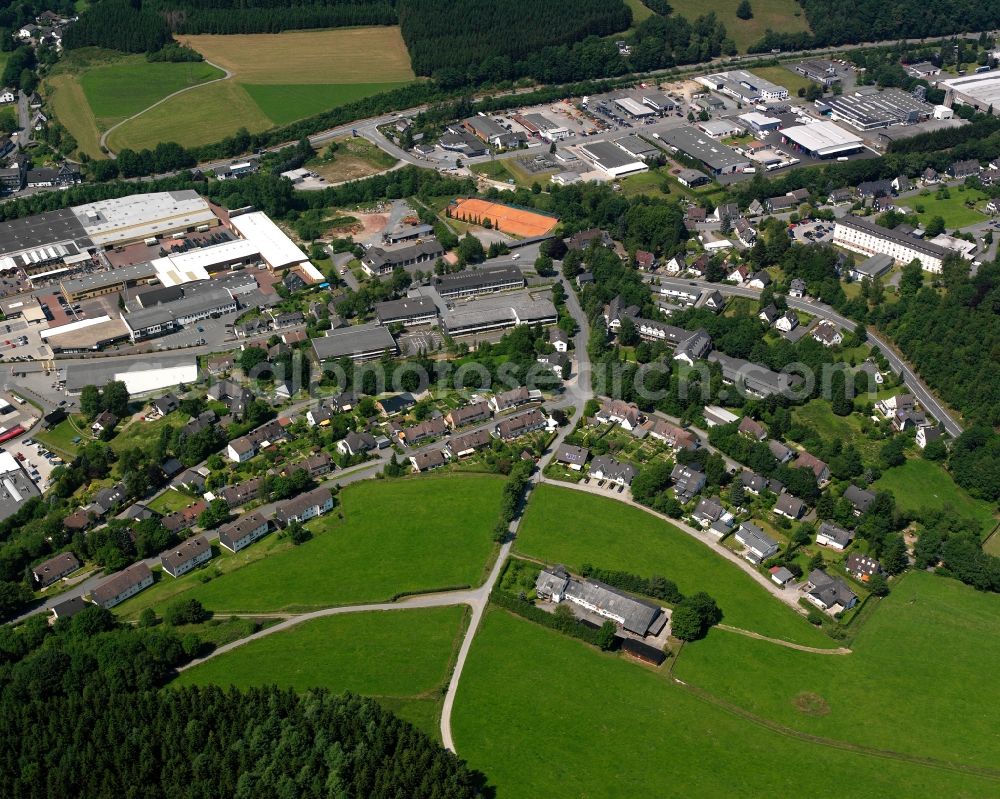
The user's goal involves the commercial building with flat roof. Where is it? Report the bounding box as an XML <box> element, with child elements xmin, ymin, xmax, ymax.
<box><xmin>577</xmin><ymin>141</ymin><xmax>648</xmax><ymax>178</ymax></box>
<box><xmin>780</xmin><ymin>120</ymin><xmax>864</xmax><ymax>158</ymax></box>
<box><xmin>440</xmin><ymin>297</ymin><xmax>557</xmax><ymax>336</ymax></box>
<box><xmin>65</xmin><ymin>353</ymin><xmax>198</xmax><ymax>393</ymax></box>
<box><xmin>834</xmin><ymin>216</ymin><xmax>952</xmax><ymax>273</ymax></box>
<box><xmin>311</xmin><ymin>322</ymin><xmax>398</xmax><ymax>361</ymax></box>
<box><xmin>614</xmin><ymin>97</ymin><xmax>655</xmax><ymax>118</ymax></box>
<box><xmin>696</xmin><ymin>70</ymin><xmax>789</xmax><ymax>103</ymax></box>
<box><xmin>520</xmin><ymin>113</ymin><xmax>569</xmax><ymax>140</ymax></box>
<box><xmin>614</xmin><ymin>134</ymin><xmax>660</xmax><ymax>159</ymax></box>
<box><xmin>43</xmin><ymin>316</ymin><xmax>130</xmax><ymax>352</ymax></box>
<box><xmin>739</xmin><ymin>111</ymin><xmax>782</xmax><ymax>134</ymax></box>
<box><xmin>826</xmin><ymin>88</ymin><xmax>934</xmax><ymax>130</ymax></box>
<box><xmin>228</xmin><ymin>211</ymin><xmax>310</xmax><ymax>270</ymax></box>
<box><xmin>375</xmin><ymin>296</ymin><xmax>439</xmax><ymax>326</ymax></box>
<box><xmin>0</xmin><ymin>208</ymin><xmax>92</xmax><ymax>268</ymax></box>
<box><xmin>659</xmin><ymin>127</ymin><xmax>749</xmax><ymax>175</ymax></box>
<box><xmin>434</xmin><ymin>264</ymin><xmax>525</xmax><ymax>298</ymax></box>
<box><xmin>122</xmin><ymin>288</ymin><xmax>237</xmax><ymax>341</ymax></box>
<box><xmin>73</xmin><ymin>190</ymin><xmax>218</xmax><ymax>247</ymax></box>
<box><xmin>641</xmin><ymin>91</ymin><xmax>676</xmax><ymax>112</ymax></box>
<box><xmin>0</xmin><ymin>450</ymin><xmax>40</xmax><ymax>522</ymax></box>
<box><xmin>60</xmin><ymin>261</ymin><xmax>159</xmax><ymax>302</ymax></box>
<box><xmin>939</xmin><ymin>71</ymin><xmax>1000</xmax><ymax>113</ymax></box>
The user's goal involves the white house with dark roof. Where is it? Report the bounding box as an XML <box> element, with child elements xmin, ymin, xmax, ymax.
<box><xmin>274</xmin><ymin>487</ymin><xmax>334</xmax><ymax>527</ymax></box>
<box><xmin>554</xmin><ymin>444</ymin><xmax>589</xmax><ymax>471</ymax></box>
<box><xmin>804</xmin><ymin>569</ymin><xmax>858</xmax><ymax>613</ymax></box>
<box><xmin>734</xmin><ymin>522</ymin><xmax>778</xmax><ymax>564</ymax></box>
<box><xmin>218</xmin><ymin>512</ymin><xmax>270</xmax><ymax>553</ymax></box>
<box><xmin>816</xmin><ymin>521</ymin><xmax>854</xmax><ymax>550</ymax></box>
<box><xmin>589</xmin><ymin>455</ymin><xmax>637</xmax><ymax>486</ymax></box>
<box><xmin>160</xmin><ymin>535</ymin><xmax>213</xmax><ymax>578</ymax></box>
<box><xmin>774</xmin><ymin>493</ymin><xmax>806</xmax><ymax>520</ymax></box>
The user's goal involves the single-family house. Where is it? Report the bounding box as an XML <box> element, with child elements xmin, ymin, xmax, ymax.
<box><xmin>734</xmin><ymin>522</ymin><xmax>779</xmax><ymax>564</ymax></box>
<box><xmin>846</xmin><ymin>553</ymin><xmax>882</xmax><ymax>582</ymax></box>
<box><xmin>804</xmin><ymin>569</ymin><xmax>858</xmax><ymax>613</ymax></box>
<box><xmin>91</xmin><ymin>411</ymin><xmax>118</xmax><ymax>434</ymax></box>
<box><xmin>336</xmin><ymin>431</ymin><xmax>377</xmax><ymax>457</ymax></box>
<box><xmin>792</xmin><ymin>451</ymin><xmax>830</xmax><ymax>484</ymax></box>
<box><xmin>738</xmin><ymin>416</ymin><xmax>768</xmax><ymax>441</ymax></box>
<box><xmin>816</xmin><ymin>521</ymin><xmax>854</xmax><ymax>550</ymax></box>
<box><xmin>595</xmin><ymin>399</ymin><xmax>641</xmax><ymax>430</ymax></box>
<box><xmin>692</xmin><ymin>497</ymin><xmax>725</xmax><ymax>527</ymax></box>
<box><xmin>812</xmin><ymin>320</ymin><xmax>843</xmax><ymax>347</ymax></box>
<box><xmin>589</xmin><ymin>455</ymin><xmax>638</xmax><ymax>486</ymax></box>
<box><xmin>671</xmin><ymin>463</ymin><xmax>706</xmax><ymax>502</ymax></box>
<box><xmin>410</xmin><ymin>448</ymin><xmax>447</xmax><ymax>472</ymax></box>
<box><xmin>843</xmin><ymin>484</ymin><xmax>875</xmax><ymax>516</ymax></box>
<box><xmin>554</xmin><ymin>444</ymin><xmax>589</xmax><ymax>471</ymax></box>
<box><xmin>916</xmin><ymin>425</ymin><xmax>942</xmax><ymax>449</ymax></box>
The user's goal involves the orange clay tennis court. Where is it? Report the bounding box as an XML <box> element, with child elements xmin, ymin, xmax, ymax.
<box><xmin>449</xmin><ymin>199</ymin><xmax>559</xmax><ymax>237</ymax></box>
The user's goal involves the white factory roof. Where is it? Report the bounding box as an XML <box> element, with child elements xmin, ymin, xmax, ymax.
<box><xmin>0</xmin><ymin>450</ymin><xmax>21</xmax><ymax>475</ymax></box>
<box><xmin>72</xmin><ymin>191</ymin><xmax>217</xmax><ymax>246</ymax></box>
<box><xmin>229</xmin><ymin>211</ymin><xmax>309</xmax><ymax>270</ymax></box>
<box><xmin>938</xmin><ymin>71</ymin><xmax>1000</xmax><ymax>107</ymax></box>
<box><xmin>781</xmin><ymin>120</ymin><xmax>863</xmax><ymax>156</ymax></box>
<box><xmin>150</xmin><ymin>239</ymin><xmax>260</xmax><ymax>287</ymax></box>
<box><xmin>113</xmin><ymin>362</ymin><xmax>199</xmax><ymax>395</ymax></box>
<box><xmin>39</xmin><ymin>314</ymin><xmax>114</xmax><ymax>339</ymax></box>
<box><xmin>739</xmin><ymin>111</ymin><xmax>781</xmax><ymax>127</ymax></box>
<box><xmin>615</xmin><ymin>97</ymin><xmax>654</xmax><ymax>116</ymax></box>
<box><xmin>299</xmin><ymin>262</ymin><xmax>325</xmax><ymax>282</ymax></box>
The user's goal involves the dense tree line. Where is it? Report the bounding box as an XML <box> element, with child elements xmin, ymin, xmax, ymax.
<box><xmin>0</xmin><ymin>608</ymin><xmax>487</xmax><ymax>798</ymax></box>
<box><xmin>62</xmin><ymin>0</ymin><xmax>172</xmax><ymax>52</ymax></box>
<box><xmin>158</xmin><ymin>0</ymin><xmax>396</xmax><ymax>35</ymax></box>
<box><xmin>398</xmin><ymin>0</ymin><xmax>630</xmax><ymax>79</ymax></box>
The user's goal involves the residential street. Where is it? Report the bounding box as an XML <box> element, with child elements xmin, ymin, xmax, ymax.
<box><xmin>650</xmin><ymin>276</ymin><xmax>964</xmax><ymax>438</ymax></box>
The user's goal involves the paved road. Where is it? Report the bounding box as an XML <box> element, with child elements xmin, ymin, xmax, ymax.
<box><xmin>650</xmin><ymin>276</ymin><xmax>964</xmax><ymax>438</ymax></box>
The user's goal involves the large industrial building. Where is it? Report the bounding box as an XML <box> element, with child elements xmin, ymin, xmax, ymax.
<box><xmin>311</xmin><ymin>322</ymin><xmax>398</xmax><ymax>362</ymax></box>
<box><xmin>833</xmin><ymin>216</ymin><xmax>952</xmax><ymax>273</ymax></box>
<box><xmin>73</xmin><ymin>191</ymin><xmax>218</xmax><ymax>248</ymax></box>
<box><xmin>939</xmin><ymin>71</ymin><xmax>1000</xmax><ymax>114</ymax></box>
<box><xmin>779</xmin><ymin>121</ymin><xmax>865</xmax><ymax>158</ymax></box>
<box><xmin>696</xmin><ymin>70</ymin><xmax>790</xmax><ymax>104</ymax></box>
<box><xmin>658</xmin><ymin>127</ymin><xmax>749</xmax><ymax>175</ymax></box>
<box><xmin>824</xmin><ymin>88</ymin><xmax>934</xmax><ymax>130</ymax></box>
<box><xmin>576</xmin><ymin>141</ymin><xmax>648</xmax><ymax>178</ymax></box>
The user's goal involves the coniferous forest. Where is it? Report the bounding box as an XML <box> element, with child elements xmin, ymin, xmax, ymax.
<box><xmin>0</xmin><ymin>607</ymin><xmax>486</xmax><ymax>798</ymax></box>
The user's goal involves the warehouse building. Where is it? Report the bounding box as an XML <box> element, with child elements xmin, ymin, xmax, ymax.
<box><xmin>122</xmin><ymin>287</ymin><xmax>238</xmax><ymax>341</ymax></box>
<box><xmin>73</xmin><ymin>191</ymin><xmax>219</xmax><ymax>248</ymax></box>
<box><xmin>517</xmin><ymin>113</ymin><xmax>569</xmax><ymax>141</ymax></box>
<box><xmin>825</xmin><ymin>88</ymin><xmax>934</xmax><ymax>130</ymax></box>
<box><xmin>833</xmin><ymin>216</ymin><xmax>952</xmax><ymax>273</ymax></box>
<box><xmin>641</xmin><ymin>91</ymin><xmax>676</xmax><ymax>113</ymax></box>
<box><xmin>41</xmin><ymin>315</ymin><xmax>131</xmax><ymax>352</ymax></box>
<box><xmin>227</xmin><ymin>211</ymin><xmax>310</xmax><ymax>271</ymax></box>
<box><xmin>794</xmin><ymin>60</ymin><xmax>840</xmax><ymax>86</ymax></box>
<box><xmin>738</xmin><ymin>111</ymin><xmax>782</xmax><ymax>134</ymax></box>
<box><xmin>779</xmin><ymin>120</ymin><xmax>865</xmax><ymax>158</ymax></box>
<box><xmin>577</xmin><ymin>141</ymin><xmax>648</xmax><ymax>178</ymax></box>
<box><xmin>696</xmin><ymin>70</ymin><xmax>790</xmax><ymax>103</ymax></box>
<box><xmin>939</xmin><ymin>71</ymin><xmax>1000</xmax><ymax>114</ymax></box>
<box><xmin>659</xmin><ymin>127</ymin><xmax>749</xmax><ymax>175</ymax></box>
<box><xmin>60</xmin><ymin>261</ymin><xmax>159</xmax><ymax>302</ymax></box>
<box><xmin>614</xmin><ymin>134</ymin><xmax>660</xmax><ymax>160</ymax></box>
<box><xmin>433</xmin><ymin>264</ymin><xmax>525</xmax><ymax>299</ymax></box>
<box><xmin>614</xmin><ymin>97</ymin><xmax>655</xmax><ymax>119</ymax></box>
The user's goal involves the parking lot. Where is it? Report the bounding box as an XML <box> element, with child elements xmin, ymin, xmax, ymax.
<box><xmin>6</xmin><ymin>435</ymin><xmax>61</xmax><ymax>491</ymax></box>
<box><xmin>790</xmin><ymin>220</ymin><xmax>835</xmax><ymax>244</ymax></box>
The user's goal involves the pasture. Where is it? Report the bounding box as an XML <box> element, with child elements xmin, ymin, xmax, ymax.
<box><xmin>45</xmin><ymin>74</ymin><xmax>103</xmax><ymax>159</ymax></box>
<box><xmin>96</xmin><ymin>27</ymin><xmax>416</xmax><ymax>152</ymax></box>
<box><xmin>674</xmin><ymin>571</ymin><xmax>1000</xmax><ymax>770</ymax></box>
<box><xmin>451</xmin><ymin>609</ymin><xmax>997</xmax><ymax>797</ymax></box>
<box><xmin>80</xmin><ymin>60</ymin><xmax>223</xmax><ymax>127</ymax></box>
<box><xmin>516</xmin><ymin>485</ymin><xmax>834</xmax><ymax>647</ymax></box>
<box><xmin>873</xmin><ymin>457</ymin><xmax>997</xmax><ymax>536</ymax></box>
<box><xmin>174</xmin><ymin>606</ymin><xmax>468</xmax><ymax>738</ymax></box>
<box><xmin>176</xmin><ymin>475</ymin><xmax>504</xmax><ymax>613</ymax></box>
<box><xmin>667</xmin><ymin>0</ymin><xmax>810</xmax><ymax>52</ymax></box>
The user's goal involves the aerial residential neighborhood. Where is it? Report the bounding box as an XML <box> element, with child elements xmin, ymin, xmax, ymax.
<box><xmin>0</xmin><ymin>1</ymin><xmax>999</xmax><ymax>797</ymax></box>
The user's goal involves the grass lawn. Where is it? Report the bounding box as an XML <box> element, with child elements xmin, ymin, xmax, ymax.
<box><xmin>452</xmin><ymin>609</ymin><xmax>997</xmax><ymax>797</ymax></box>
<box><xmin>791</xmin><ymin>398</ymin><xmax>881</xmax><ymax>462</ymax></box>
<box><xmin>80</xmin><ymin>59</ymin><xmax>224</xmax><ymax>128</ymax></box>
<box><xmin>174</xmin><ymin>606</ymin><xmax>468</xmax><ymax>739</ymax></box>
<box><xmin>243</xmin><ymin>81</ymin><xmax>412</xmax><ymax>126</ymax></box>
<box><xmin>175</xmin><ymin>475</ymin><xmax>504</xmax><ymax>613</ymax></box>
<box><xmin>109</xmin><ymin>410</ymin><xmax>185</xmax><ymax>455</ymax></box>
<box><xmin>873</xmin><ymin>457</ymin><xmax>997</xmax><ymax>536</ymax></box>
<box><xmin>668</xmin><ymin>0</ymin><xmax>810</xmax><ymax>52</ymax></box>
<box><xmin>674</xmin><ymin>571</ymin><xmax>1000</xmax><ymax>770</ymax></box>
<box><xmin>147</xmin><ymin>488</ymin><xmax>198</xmax><ymax>515</ymax></box>
<box><xmin>34</xmin><ymin>418</ymin><xmax>84</xmax><ymax>458</ymax></box>
<box><xmin>45</xmin><ymin>73</ymin><xmax>104</xmax><ymax>159</ymax></box>
<box><xmin>516</xmin><ymin>485</ymin><xmax>834</xmax><ymax>647</ymax></box>
<box><xmin>751</xmin><ymin>65</ymin><xmax>818</xmax><ymax>97</ymax></box>
<box><xmin>107</xmin><ymin>79</ymin><xmax>272</xmax><ymax>151</ymax></box>
<box><xmin>899</xmin><ymin>187</ymin><xmax>989</xmax><ymax>229</ymax></box>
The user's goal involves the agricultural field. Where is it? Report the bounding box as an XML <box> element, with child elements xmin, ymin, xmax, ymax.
<box><xmin>174</xmin><ymin>606</ymin><xmax>468</xmax><ymax>738</ymax></box>
<box><xmin>873</xmin><ymin>457</ymin><xmax>997</xmax><ymax>536</ymax></box>
<box><xmin>80</xmin><ymin>60</ymin><xmax>224</xmax><ymax>127</ymax></box>
<box><xmin>899</xmin><ymin>186</ymin><xmax>989</xmax><ymax>229</ymax></box>
<box><xmin>452</xmin><ymin>609</ymin><xmax>998</xmax><ymax>797</ymax></box>
<box><xmin>45</xmin><ymin>73</ymin><xmax>104</xmax><ymax>160</ymax></box>
<box><xmin>667</xmin><ymin>0</ymin><xmax>810</xmax><ymax>52</ymax></box>
<box><xmin>170</xmin><ymin>475</ymin><xmax>504</xmax><ymax>613</ymax></box>
<box><xmin>674</xmin><ymin>571</ymin><xmax>1000</xmax><ymax>770</ymax></box>
<box><xmin>108</xmin><ymin>27</ymin><xmax>415</xmax><ymax>152</ymax></box>
<box><xmin>516</xmin><ymin>485</ymin><xmax>835</xmax><ymax>647</ymax></box>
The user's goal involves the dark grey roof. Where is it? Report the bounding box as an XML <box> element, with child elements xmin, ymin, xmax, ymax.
<box><xmin>817</xmin><ymin>521</ymin><xmax>854</xmax><ymax>548</ymax></box>
<box><xmin>555</xmin><ymin>444</ymin><xmax>589</xmax><ymax>466</ymax></box>
<box><xmin>375</xmin><ymin>295</ymin><xmax>438</xmax><ymax>324</ymax></box>
<box><xmin>736</xmin><ymin>522</ymin><xmax>778</xmax><ymax>556</ymax></box>
<box><xmin>564</xmin><ymin>578</ymin><xmax>664</xmax><ymax>635</ymax></box>
<box><xmin>0</xmin><ymin>207</ymin><xmax>91</xmax><ymax>257</ymax></box>
<box><xmin>160</xmin><ymin>535</ymin><xmax>210</xmax><ymax>573</ymax></box>
<box><xmin>844</xmin><ymin>484</ymin><xmax>876</xmax><ymax>513</ymax></box>
<box><xmin>312</xmin><ymin>323</ymin><xmax>397</xmax><ymax>360</ymax></box>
